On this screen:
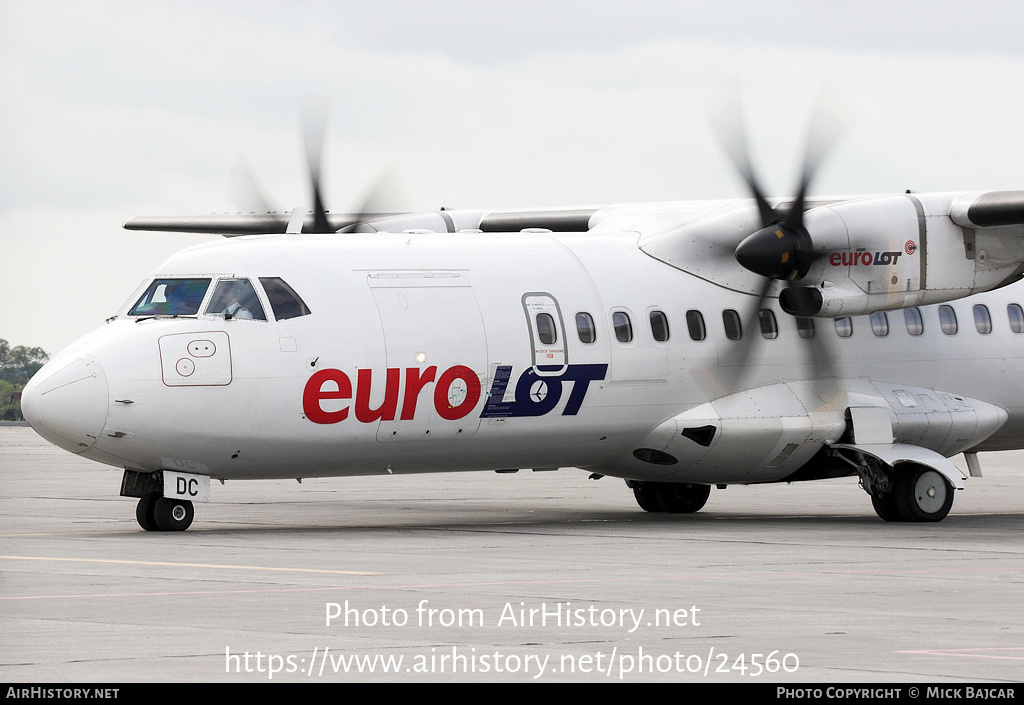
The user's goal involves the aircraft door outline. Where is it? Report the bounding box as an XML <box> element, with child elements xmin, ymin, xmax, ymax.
<box><xmin>521</xmin><ymin>292</ymin><xmax>568</xmax><ymax>377</ymax></box>
<box><xmin>369</xmin><ymin>272</ymin><xmax>488</xmax><ymax>441</ymax></box>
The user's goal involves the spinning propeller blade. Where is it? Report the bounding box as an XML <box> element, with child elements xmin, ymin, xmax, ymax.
<box><xmin>223</xmin><ymin>99</ymin><xmax>412</xmax><ymax>235</ymax></box>
<box><xmin>301</xmin><ymin>99</ymin><xmax>332</xmax><ymax>234</ymax></box>
<box><xmin>712</xmin><ymin>92</ymin><xmax>846</xmax><ymax>394</ymax></box>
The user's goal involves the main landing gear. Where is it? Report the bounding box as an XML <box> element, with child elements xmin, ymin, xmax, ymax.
<box><xmin>826</xmin><ymin>447</ymin><xmax>958</xmax><ymax>522</ymax></box>
<box><xmin>628</xmin><ymin>460</ymin><xmax>955</xmax><ymax>522</ymax></box>
<box><xmin>867</xmin><ymin>465</ymin><xmax>954</xmax><ymax>523</ymax></box>
<box><xmin>629</xmin><ymin>481</ymin><xmax>711</xmax><ymax>513</ymax></box>
<box><xmin>135</xmin><ymin>492</ymin><xmax>195</xmax><ymax>531</ymax></box>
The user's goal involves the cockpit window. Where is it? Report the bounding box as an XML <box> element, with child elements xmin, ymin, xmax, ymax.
<box><xmin>259</xmin><ymin>277</ymin><xmax>312</xmax><ymax>320</ymax></box>
<box><xmin>205</xmin><ymin>279</ymin><xmax>267</xmax><ymax>320</ymax></box>
<box><xmin>129</xmin><ymin>278</ymin><xmax>211</xmax><ymax>316</ymax></box>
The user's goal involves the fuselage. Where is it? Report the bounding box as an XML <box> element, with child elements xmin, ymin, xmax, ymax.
<box><xmin>22</xmin><ymin>227</ymin><xmax>1024</xmax><ymax>487</ymax></box>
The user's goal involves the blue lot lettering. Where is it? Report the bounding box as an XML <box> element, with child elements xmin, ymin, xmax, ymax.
<box><xmin>481</xmin><ymin>364</ymin><xmax>608</xmax><ymax>418</ymax></box>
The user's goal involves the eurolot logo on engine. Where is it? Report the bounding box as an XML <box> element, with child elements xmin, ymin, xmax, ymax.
<box><xmin>302</xmin><ymin>363</ymin><xmax>609</xmax><ymax>424</ymax></box>
<box><xmin>828</xmin><ymin>242</ymin><xmax>916</xmax><ymax>267</ymax></box>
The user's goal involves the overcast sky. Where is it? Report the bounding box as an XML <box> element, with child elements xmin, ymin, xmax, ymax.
<box><xmin>4</xmin><ymin>0</ymin><xmax>1024</xmax><ymax>355</ymax></box>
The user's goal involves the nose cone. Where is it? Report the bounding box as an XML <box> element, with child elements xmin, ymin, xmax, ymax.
<box><xmin>22</xmin><ymin>354</ymin><xmax>109</xmax><ymax>454</ymax></box>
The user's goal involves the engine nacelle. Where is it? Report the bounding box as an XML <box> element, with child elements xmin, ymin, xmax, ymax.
<box><xmin>787</xmin><ymin>193</ymin><xmax>1024</xmax><ymax>317</ymax></box>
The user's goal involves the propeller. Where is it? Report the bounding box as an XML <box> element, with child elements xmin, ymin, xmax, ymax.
<box><xmin>336</xmin><ymin>165</ymin><xmax>415</xmax><ymax>233</ymax></box>
<box><xmin>228</xmin><ymin>155</ymin><xmax>278</xmax><ymax>214</ymax></box>
<box><xmin>301</xmin><ymin>98</ymin><xmax>417</xmax><ymax>233</ymax></box>
<box><xmin>225</xmin><ymin>99</ymin><xmax>412</xmax><ymax>234</ymax></box>
<box><xmin>301</xmin><ymin>97</ymin><xmax>333</xmax><ymax>234</ymax></box>
<box><xmin>710</xmin><ymin>91</ymin><xmax>846</xmax><ymax>395</ymax></box>
<box><xmin>714</xmin><ymin>91</ymin><xmax>846</xmax><ymax>315</ymax></box>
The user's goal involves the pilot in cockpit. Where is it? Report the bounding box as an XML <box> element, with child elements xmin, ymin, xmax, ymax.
<box><xmin>203</xmin><ymin>278</ymin><xmax>266</xmax><ymax>320</ymax></box>
<box><xmin>219</xmin><ymin>281</ymin><xmax>254</xmax><ymax>319</ymax></box>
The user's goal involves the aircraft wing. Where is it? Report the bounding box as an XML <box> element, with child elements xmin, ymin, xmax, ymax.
<box><xmin>122</xmin><ymin>208</ymin><xmax>600</xmax><ymax>236</ymax></box>
<box><xmin>951</xmin><ymin>189</ymin><xmax>1024</xmax><ymax>228</ymax></box>
<box><xmin>122</xmin><ymin>213</ymin><xmax>386</xmax><ymax>236</ymax></box>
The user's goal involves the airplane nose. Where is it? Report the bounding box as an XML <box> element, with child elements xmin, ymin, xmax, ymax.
<box><xmin>22</xmin><ymin>354</ymin><xmax>109</xmax><ymax>454</ymax></box>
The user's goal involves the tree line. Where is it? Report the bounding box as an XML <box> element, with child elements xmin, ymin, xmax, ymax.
<box><xmin>1</xmin><ymin>339</ymin><xmax>49</xmax><ymax>421</ymax></box>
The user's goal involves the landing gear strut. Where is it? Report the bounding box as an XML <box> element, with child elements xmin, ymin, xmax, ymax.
<box><xmin>630</xmin><ymin>481</ymin><xmax>711</xmax><ymax>513</ymax></box>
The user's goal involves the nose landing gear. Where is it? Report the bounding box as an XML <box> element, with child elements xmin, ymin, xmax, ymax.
<box><xmin>123</xmin><ymin>470</ymin><xmax>200</xmax><ymax>531</ymax></box>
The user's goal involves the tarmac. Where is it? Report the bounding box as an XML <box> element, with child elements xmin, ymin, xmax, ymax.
<box><xmin>1</xmin><ymin>424</ymin><xmax>1022</xmax><ymax>683</ymax></box>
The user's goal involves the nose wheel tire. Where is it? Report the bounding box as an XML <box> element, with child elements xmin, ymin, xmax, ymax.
<box><xmin>154</xmin><ymin>498</ymin><xmax>195</xmax><ymax>531</ymax></box>
<box><xmin>136</xmin><ymin>492</ymin><xmax>161</xmax><ymax>531</ymax></box>
<box><xmin>136</xmin><ymin>495</ymin><xmax>195</xmax><ymax>531</ymax></box>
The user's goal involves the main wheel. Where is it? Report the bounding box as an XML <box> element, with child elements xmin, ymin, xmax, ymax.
<box><xmin>870</xmin><ymin>491</ymin><xmax>902</xmax><ymax>522</ymax></box>
<box><xmin>136</xmin><ymin>492</ymin><xmax>161</xmax><ymax>531</ymax></box>
<box><xmin>893</xmin><ymin>466</ymin><xmax>954</xmax><ymax>522</ymax></box>
<box><xmin>632</xmin><ymin>481</ymin><xmax>711</xmax><ymax>513</ymax></box>
<box><xmin>632</xmin><ymin>482</ymin><xmax>665</xmax><ymax>512</ymax></box>
<box><xmin>656</xmin><ymin>483</ymin><xmax>711</xmax><ymax>513</ymax></box>
<box><xmin>153</xmin><ymin>497</ymin><xmax>195</xmax><ymax>531</ymax></box>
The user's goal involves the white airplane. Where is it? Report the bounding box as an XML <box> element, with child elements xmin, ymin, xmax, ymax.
<box><xmin>20</xmin><ymin>118</ymin><xmax>1024</xmax><ymax>531</ymax></box>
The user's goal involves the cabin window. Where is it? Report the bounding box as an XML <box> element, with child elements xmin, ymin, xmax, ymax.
<box><xmin>205</xmin><ymin>279</ymin><xmax>267</xmax><ymax>321</ymax></box>
<box><xmin>685</xmin><ymin>310</ymin><xmax>706</xmax><ymax>342</ymax></box>
<box><xmin>869</xmin><ymin>312</ymin><xmax>889</xmax><ymax>337</ymax></box>
<box><xmin>938</xmin><ymin>305</ymin><xmax>958</xmax><ymax>335</ymax></box>
<box><xmin>973</xmin><ymin>304</ymin><xmax>992</xmax><ymax>335</ymax></box>
<box><xmin>536</xmin><ymin>312</ymin><xmax>558</xmax><ymax>345</ymax></box>
<box><xmin>129</xmin><ymin>278</ymin><xmax>211</xmax><ymax>317</ymax></box>
<box><xmin>758</xmin><ymin>309</ymin><xmax>778</xmax><ymax>339</ymax></box>
<box><xmin>905</xmin><ymin>307</ymin><xmax>924</xmax><ymax>336</ymax></box>
<box><xmin>575</xmin><ymin>312</ymin><xmax>597</xmax><ymax>344</ymax></box>
<box><xmin>259</xmin><ymin>277</ymin><xmax>311</xmax><ymax>320</ymax></box>
<box><xmin>722</xmin><ymin>309</ymin><xmax>742</xmax><ymax>340</ymax></box>
<box><xmin>835</xmin><ymin>317</ymin><xmax>853</xmax><ymax>338</ymax></box>
<box><xmin>1009</xmin><ymin>303</ymin><xmax>1024</xmax><ymax>334</ymax></box>
<box><xmin>612</xmin><ymin>311</ymin><xmax>633</xmax><ymax>343</ymax></box>
<box><xmin>796</xmin><ymin>317</ymin><xmax>815</xmax><ymax>338</ymax></box>
<box><xmin>648</xmin><ymin>310</ymin><xmax>670</xmax><ymax>342</ymax></box>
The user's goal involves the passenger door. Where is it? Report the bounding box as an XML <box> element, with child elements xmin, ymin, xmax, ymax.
<box><xmin>521</xmin><ymin>292</ymin><xmax>568</xmax><ymax>376</ymax></box>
